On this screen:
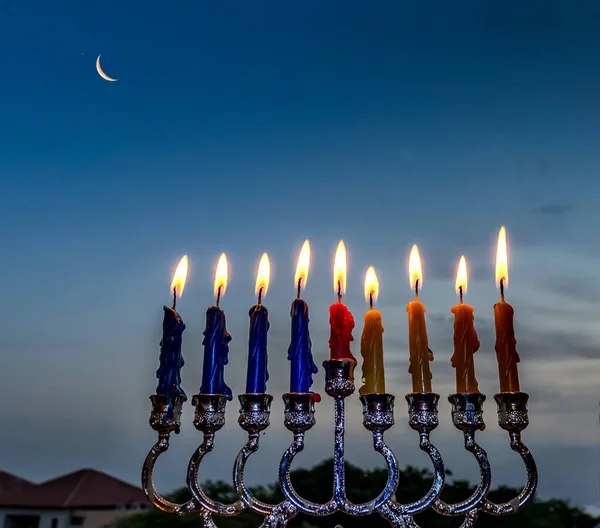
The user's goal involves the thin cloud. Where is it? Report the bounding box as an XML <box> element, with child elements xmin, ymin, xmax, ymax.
<box><xmin>533</xmin><ymin>204</ymin><xmax>575</xmax><ymax>216</ymax></box>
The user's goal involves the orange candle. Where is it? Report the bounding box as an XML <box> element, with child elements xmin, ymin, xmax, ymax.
<box><xmin>494</xmin><ymin>227</ymin><xmax>520</xmax><ymax>393</ymax></box>
<box><xmin>406</xmin><ymin>245</ymin><xmax>433</xmax><ymax>393</ymax></box>
<box><xmin>451</xmin><ymin>256</ymin><xmax>480</xmax><ymax>393</ymax></box>
<box><xmin>359</xmin><ymin>267</ymin><xmax>385</xmax><ymax>395</ymax></box>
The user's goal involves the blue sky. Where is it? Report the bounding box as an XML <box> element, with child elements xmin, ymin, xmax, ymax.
<box><xmin>0</xmin><ymin>0</ymin><xmax>599</xmax><ymax>515</ymax></box>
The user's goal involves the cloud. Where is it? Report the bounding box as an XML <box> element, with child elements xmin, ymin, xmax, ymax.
<box><xmin>533</xmin><ymin>204</ymin><xmax>575</xmax><ymax>216</ymax></box>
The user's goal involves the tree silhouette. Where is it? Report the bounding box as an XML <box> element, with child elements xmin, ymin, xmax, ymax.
<box><xmin>116</xmin><ymin>459</ymin><xmax>599</xmax><ymax>528</ymax></box>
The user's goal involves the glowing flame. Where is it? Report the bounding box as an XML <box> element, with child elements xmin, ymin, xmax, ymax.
<box><xmin>171</xmin><ymin>255</ymin><xmax>188</xmax><ymax>298</ymax></box>
<box><xmin>364</xmin><ymin>266</ymin><xmax>379</xmax><ymax>304</ymax></box>
<box><xmin>255</xmin><ymin>253</ymin><xmax>271</xmax><ymax>297</ymax></box>
<box><xmin>214</xmin><ymin>253</ymin><xmax>228</xmax><ymax>297</ymax></box>
<box><xmin>455</xmin><ymin>255</ymin><xmax>468</xmax><ymax>296</ymax></box>
<box><xmin>333</xmin><ymin>240</ymin><xmax>347</xmax><ymax>295</ymax></box>
<box><xmin>408</xmin><ymin>244</ymin><xmax>423</xmax><ymax>291</ymax></box>
<box><xmin>495</xmin><ymin>226</ymin><xmax>508</xmax><ymax>289</ymax></box>
<box><xmin>294</xmin><ymin>240</ymin><xmax>311</xmax><ymax>290</ymax></box>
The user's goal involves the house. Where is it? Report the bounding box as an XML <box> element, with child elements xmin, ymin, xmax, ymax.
<box><xmin>0</xmin><ymin>469</ymin><xmax>149</xmax><ymax>528</ymax></box>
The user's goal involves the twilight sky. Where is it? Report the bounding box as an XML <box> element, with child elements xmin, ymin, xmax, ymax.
<box><xmin>1</xmin><ymin>0</ymin><xmax>599</xmax><ymax>515</ymax></box>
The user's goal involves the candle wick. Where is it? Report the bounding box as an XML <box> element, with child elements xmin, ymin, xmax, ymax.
<box><xmin>172</xmin><ymin>287</ymin><xmax>177</xmax><ymax>310</ymax></box>
<box><xmin>258</xmin><ymin>287</ymin><xmax>263</xmax><ymax>305</ymax></box>
<box><xmin>369</xmin><ymin>292</ymin><xmax>373</xmax><ymax>310</ymax></box>
<box><xmin>297</xmin><ymin>277</ymin><xmax>302</xmax><ymax>299</ymax></box>
<box><xmin>415</xmin><ymin>279</ymin><xmax>419</xmax><ymax>301</ymax></box>
<box><xmin>500</xmin><ymin>277</ymin><xmax>505</xmax><ymax>302</ymax></box>
<box><xmin>459</xmin><ymin>285</ymin><xmax>463</xmax><ymax>304</ymax></box>
<box><xmin>216</xmin><ymin>285</ymin><xmax>222</xmax><ymax>307</ymax></box>
<box><xmin>337</xmin><ymin>280</ymin><xmax>342</xmax><ymax>303</ymax></box>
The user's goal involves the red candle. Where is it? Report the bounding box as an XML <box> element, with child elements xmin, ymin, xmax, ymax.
<box><xmin>328</xmin><ymin>241</ymin><xmax>356</xmax><ymax>360</ymax></box>
<box><xmin>494</xmin><ymin>227</ymin><xmax>521</xmax><ymax>393</ymax></box>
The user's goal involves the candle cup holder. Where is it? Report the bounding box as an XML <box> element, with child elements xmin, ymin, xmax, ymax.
<box><xmin>360</xmin><ymin>393</ymin><xmax>395</xmax><ymax>432</ymax></box>
<box><xmin>282</xmin><ymin>392</ymin><xmax>316</xmax><ymax>433</ymax></box>
<box><xmin>149</xmin><ymin>394</ymin><xmax>187</xmax><ymax>433</ymax></box>
<box><xmin>323</xmin><ymin>358</ymin><xmax>357</xmax><ymax>397</ymax></box>
<box><xmin>495</xmin><ymin>392</ymin><xmax>530</xmax><ymax>432</ymax></box>
<box><xmin>449</xmin><ymin>393</ymin><xmax>486</xmax><ymax>432</ymax></box>
<box><xmin>192</xmin><ymin>394</ymin><xmax>228</xmax><ymax>433</ymax></box>
<box><xmin>480</xmin><ymin>393</ymin><xmax>538</xmax><ymax>518</ymax></box>
<box><xmin>238</xmin><ymin>393</ymin><xmax>273</xmax><ymax>432</ymax></box>
<box><xmin>407</xmin><ymin>392</ymin><xmax>440</xmax><ymax>432</ymax></box>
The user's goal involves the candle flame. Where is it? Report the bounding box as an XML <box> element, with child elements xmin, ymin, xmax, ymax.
<box><xmin>364</xmin><ymin>266</ymin><xmax>379</xmax><ymax>304</ymax></box>
<box><xmin>333</xmin><ymin>240</ymin><xmax>347</xmax><ymax>295</ymax></box>
<box><xmin>214</xmin><ymin>253</ymin><xmax>228</xmax><ymax>297</ymax></box>
<box><xmin>255</xmin><ymin>253</ymin><xmax>271</xmax><ymax>297</ymax></box>
<box><xmin>495</xmin><ymin>226</ymin><xmax>508</xmax><ymax>289</ymax></box>
<box><xmin>170</xmin><ymin>255</ymin><xmax>188</xmax><ymax>298</ymax></box>
<box><xmin>294</xmin><ymin>240</ymin><xmax>311</xmax><ymax>290</ymax></box>
<box><xmin>455</xmin><ymin>255</ymin><xmax>468</xmax><ymax>296</ymax></box>
<box><xmin>408</xmin><ymin>244</ymin><xmax>423</xmax><ymax>291</ymax></box>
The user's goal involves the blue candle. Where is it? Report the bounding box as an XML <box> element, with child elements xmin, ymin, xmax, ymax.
<box><xmin>156</xmin><ymin>255</ymin><xmax>189</xmax><ymax>409</ymax></box>
<box><xmin>200</xmin><ymin>305</ymin><xmax>233</xmax><ymax>399</ymax></box>
<box><xmin>156</xmin><ymin>306</ymin><xmax>186</xmax><ymax>397</ymax></box>
<box><xmin>246</xmin><ymin>304</ymin><xmax>270</xmax><ymax>393</ymax></box>
<box><xmin>245</xmin><ymin>253</ymin><xmax>271</xmax><ymax>394</ymax></box>
<box><xmin>288</xmin><ymin>298</ymin><xmax>318</xmax><ymax>393</ymax></box>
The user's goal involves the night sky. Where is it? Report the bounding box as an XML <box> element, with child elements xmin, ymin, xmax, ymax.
<box><xmin>1</xmin><ymin>0</ymin><xmax>599</xmax><ymax>515</ymax></box>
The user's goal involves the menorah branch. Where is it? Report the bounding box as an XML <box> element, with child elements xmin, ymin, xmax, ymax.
<box><xmin>233</xmin><ymin>394</ymin><xmax>292</xmax><ymax>519</ymax></box>
<box><xmin>187</xmin><ymin>394</ymin><xmax>246</xmax><ymax>516</ymax></box>
<box><xmin>375</xmin><ymin>393</ymin><xmax>444</xmax><ymax>527</ymax></box>
<box><xmin>279</xmin><ymin>392</ymin><xmax>334</xmax><ymax>515</ymax></box>
<box><xmin>434</xmin><ymin>393</ymin><xmax>491</xmax><ymax>516</ymax></box>
<box><xmin>481</xmin><ymin>393</ymin><xmax>538</xmax><ymax>516</ymax></box>
<box><xmin>142</xmin><ymin>395</ymin><xmax>203</xmax><ymax>517</ymax></box>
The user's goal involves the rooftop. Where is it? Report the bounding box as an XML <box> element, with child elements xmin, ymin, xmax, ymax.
<box><xmin>0</xmin><ymin>469</ymin><xmax>147</xmax><ymax>509</ymax></box>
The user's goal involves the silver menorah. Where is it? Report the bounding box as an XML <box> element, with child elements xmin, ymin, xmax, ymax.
<box><xmin>142</xmin><ymin>358</ymin><xmax>538</xmax><ymax>528</ymax></box>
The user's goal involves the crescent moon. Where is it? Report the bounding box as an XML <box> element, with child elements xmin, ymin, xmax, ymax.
<box><xmin>96</xmin><ymin>54</ymin><xmax>118</xmax><ymax>82</ymax></box>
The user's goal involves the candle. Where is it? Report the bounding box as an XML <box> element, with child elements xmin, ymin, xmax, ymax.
<box><xmin>288</xmin><ymin>240</ymin><xmax>319</xmax><ymax>393</ymax></box>
<box><xmin>200</xmin><ymin>253</ymin><xmax>233</xmax><ymax>399</ymax></box>
<box><xmin>406</xmin><ymin>245</ymin><xmax>434</xmax><ymax>393</ymax></box>
<box><xmin>328</xmin><ymin>241</ymin><xmax>356</xmax><ymax>360</ymax></box>
<box><xmin>359</xmin><ymin>266</ymin><xmax>385</xmax><ymax>395</ymax></box>
<box><xmin>156</xmin><ymin>255</ymin><xmax>188</xmax><ymax>398</ymax></box>
<box><xmin>245</xmin><ymin>253</ymin><xmax>271</xmax><ymax>394</ymax></box>
<box><xmin>450</xmin><ymin>256</ymin><xmax>481</xmax><ymax>393</ymax></box>
<box><xmin>494</xmin><ymin>227</ymin><xmax>521</xmax><ymax>393</ymax></box>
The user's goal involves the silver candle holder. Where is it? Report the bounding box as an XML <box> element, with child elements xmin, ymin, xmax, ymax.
<box><xmin>142</xmin><ymin>360</ymin><xmax>537</xmax><ymax>527</ymax></box>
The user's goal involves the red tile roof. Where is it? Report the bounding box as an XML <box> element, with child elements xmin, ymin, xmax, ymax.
<box><xmin>0</xmin><ymin>469</ymin><xmax>148</xmax><ymax>509</ymax></box>
<box><xmin>0</xmin><ymin>472</ymin><xmax>36</xmax><ymax>497</ymax></box>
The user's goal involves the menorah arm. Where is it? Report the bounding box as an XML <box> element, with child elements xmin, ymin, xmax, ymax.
<box><xmin>279</xmin><ymin>393</ymin><xmax>336</xmax><ymax>515</ymax></box>
<box><xmin>186</xmin><ymin>394</ymin><xmax>245</xmax><ymax>516</ymax></box>
<box><xmin>347</xmin><ymin>394</ymin><xmax>401</xmax><ymax>517</ymax></box>
<box><xmin>142</xmin><ymin>432</ymin><xmax>199</xmax><ymax>515</ymax></box>
<box><xmin>142</xmin><ymin>395</ymin><xmax>202</xmax><ymax>516</ymax></box>
<box><xmin>279</xmin><ymin>431</ymin><xmax>336</xmax><ymax>515</ymax></box>
<box><xmin>232</xmin><ymin>393</ymin><xmax>300</xmax><ymax>526</ymax></box>
<box><xmin>376</xmin><ymin>394</ymin><xmax>445</xmax><ymax>523</ymax></box>
<box><xmin>233</xmin><ymin>432</ymin><xmax>276</xmax><ymax>515</ymax></box>
<box><xmin>481</xmin><ymin>393</ymin><xmax>538</xmax><ymax>516</ymax></box>
<box><xmin>434</xmin><ymin>394</ymin><xmax>491</xmax><ymax>516</ymax></box>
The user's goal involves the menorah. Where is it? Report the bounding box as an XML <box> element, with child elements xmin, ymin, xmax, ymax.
<box><xmin>141</xmin><ymin>358</ymin><xmax>538</xmax><ymax>528</ymax></box>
